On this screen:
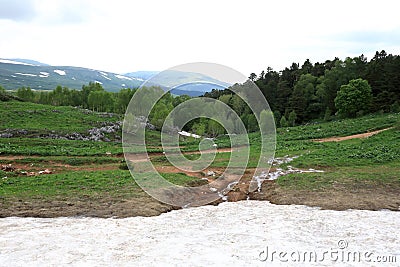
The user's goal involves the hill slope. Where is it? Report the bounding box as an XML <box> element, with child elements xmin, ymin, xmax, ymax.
<box><xmin>0</xmin><ymin>59</ymin><xmax>143</xmax><ymax>92</ymax></box>
<box><xmin>0</xmin><ymin>59</ymin><xmax>229</xmax><ymax>95</ymax></box>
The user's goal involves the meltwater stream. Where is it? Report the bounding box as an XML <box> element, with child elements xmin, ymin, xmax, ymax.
<box><xmin>1</xmin><ymin>201</ymin><xmax>399</xmax><ymax>266</ymax></box>
<box><xmin>253</xmin><ymin>156</ymin><xmax>324</xmax><ymax>192</ymax></box>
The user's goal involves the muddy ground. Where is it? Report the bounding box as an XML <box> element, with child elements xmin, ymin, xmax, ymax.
<box><xmin>1</xmin><ymin>130</ymin><xmax>399</xmax><ymax>218</ymax></box>
<box><xmin>1</xmin><ymin>166</ymin><xmax>399</xmax><ymax>218</ymax></box>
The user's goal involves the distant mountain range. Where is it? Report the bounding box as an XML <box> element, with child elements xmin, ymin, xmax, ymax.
<box><xmin>0</xmin><ymin>59</ymin><xmax>229</xmax><ymax>96</ymax></box>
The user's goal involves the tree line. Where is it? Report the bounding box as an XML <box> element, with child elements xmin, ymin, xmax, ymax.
<box><xmin>3</xmin><ymin>82</ymin><xmax>136</xmax><ymax>114</ymax></box>
<box><xmin>205</xmin><ymin>50</ymin><xmax>400</xmax><ymax>126</ymax></box>
<box><xmin>1</xmin><ymin>50</ymin><xmax>399</xmax><ymax>133</ymax></box>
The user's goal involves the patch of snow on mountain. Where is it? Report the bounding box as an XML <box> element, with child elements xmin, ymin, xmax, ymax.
<box><xmin>15</xmin><ymin>72</ymin><xmax>37</xmax><ymax>77</ymax></box>
<box><xmin>115</xmin><ymin>74</ymin><xmax>132</xmax><ymax>81</ymax></box>
<box><xmin>101</xmin><ymin>75</ymin><xmax>112</xmax><ymax>81</ymax></box>
<box><xmin>39</xmin><ymin>72</ymin><xmax>49</xmax><ymax>78</ymax></box>
<box><xmin>121</xmin><ymin>83</ymin><xmax>126</xmax><ymax>87</ymax></box>
<box><xmin>72</xmin><ymin>77</ymin><xmax>76</xmax><ymax>80</ymax></box>
<box><xmin>94</xmin><ymin>80</ymin><xmax>103</xmax><ymax>85</ymax></box>
<box><xmin>53</xmin><ymin>70</ymin><xmax>66</xmax><ymax>76</ymax></box>
<box><xmin>100</xmin><ymin>71</ymin><xmax>108</xmax><ymax>76</ymax></box>
<box><xmin>0</xmin><ymin>59</ymin><xmax>36</xmax><ymax>66</ymax></box>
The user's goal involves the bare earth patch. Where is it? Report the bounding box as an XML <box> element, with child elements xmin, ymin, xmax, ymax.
<box><xmin>1</xmin><ymin>143</ymin><xmax>399</xmax><ymax>218</ymax></box>
<box><xmin>313</xmin><ymin>127</ymin><xmax>392</xmax><ymax>142</ymax></box>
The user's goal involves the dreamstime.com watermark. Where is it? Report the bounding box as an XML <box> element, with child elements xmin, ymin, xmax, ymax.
<box><xmin>258</xmin><ymin>240</ymin><xmax>397</xmax><ymax>264</ymax></box>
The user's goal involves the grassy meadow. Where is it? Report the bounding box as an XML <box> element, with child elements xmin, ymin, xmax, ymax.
<box><xmin>1</xmin><ymin>100</ymin><xmax>399</xmax><ymax>216</ymax></box>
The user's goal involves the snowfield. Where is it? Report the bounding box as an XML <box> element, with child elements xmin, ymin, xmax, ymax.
<box><xmin>115</xmin><ymin>74</ymin><xmax>132</xmax><ymax>80</ymax></box>
<box><xmin>0</xmin><ymin>59</ymin><xmax>36</xmax><ymax>66</ymax></box>
<box><xmin>0</xmin><ymin>201</ymin><xmax>398</xmax><ymax>266</ymax></box>
<box><xmin>14</xmin><ymin>73</ymin><xmax>37</xmax><ymax>77</ymax></box>
<box><xmin>53</xmin><ymin>70</ymin><xmax>66</xmax><ymax>76</ymax></box>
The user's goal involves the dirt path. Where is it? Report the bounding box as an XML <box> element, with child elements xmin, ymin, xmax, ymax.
<box><xmin>313</xmin><ymin>127</ymin><xmax>392</xmax><ymax>142</ymax></box>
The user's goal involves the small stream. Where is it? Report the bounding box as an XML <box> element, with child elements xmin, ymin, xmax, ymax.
<box><xmin>253</xmin><ymin>156</ymin><xmax>324</xmax><ymax>192</ymax></box>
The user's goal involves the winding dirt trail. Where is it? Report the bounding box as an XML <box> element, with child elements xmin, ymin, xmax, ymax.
<box><xmin>313</xmin><ymin>127</ymin><xmax>392</xmax><ymax>142</ymax></box>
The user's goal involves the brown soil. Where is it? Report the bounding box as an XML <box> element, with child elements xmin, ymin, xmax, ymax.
<box><xmin>1</xmin><ymin>143</ymin><xmax>399</xmax><ymax>218</ymax></box>
<box><xmin>2</xmin><ymin>175</ymin><xmax>398</xmax><ymax>218</ymax></box>
<box><xmin>249</xmin><ymin>180</ymin><xmax>400</xmax><ymax>211</ymax></box>
<box><xmin>0</xmin><ymin>195</ymin><xmax>177</xmax><ymax>218</ymax></box>
<box><xmin>313</xmin><ymin>128</ymin><xmax>392</xmax><ymax>142</ymax></box>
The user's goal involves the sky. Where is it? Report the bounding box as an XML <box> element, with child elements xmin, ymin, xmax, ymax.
<box><xmin>1</xmin><ymin>0</ymin><xmax>400</xmax><ymax>76</ymax></box>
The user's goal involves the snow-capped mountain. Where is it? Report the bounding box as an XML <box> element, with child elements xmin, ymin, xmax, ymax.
<box><xmin>0</xmin><ymin>58</ymin><xmax>230</xmax><ymax>95</ymax></box>
<box><xmin>0</xmin><ymin>58</ymin><xmax>143</xmax><ymax>92</ymax></box>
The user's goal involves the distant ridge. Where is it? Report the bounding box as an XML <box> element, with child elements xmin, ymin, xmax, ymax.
<box><xmin>0</xmin><ymin>58</ymin><xmax>230</xmax><ymax>95</ymax></box>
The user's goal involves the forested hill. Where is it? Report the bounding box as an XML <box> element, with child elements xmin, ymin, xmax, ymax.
<box><xmin>205</xmin><ymin>50</ymin><xmax>400</xmax><ymax>125</ymax></box>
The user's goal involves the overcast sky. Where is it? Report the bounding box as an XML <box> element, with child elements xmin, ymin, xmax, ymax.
<box><xmin>1</xmin><ymin>0</ymin><xmax>399</xmax><ymax>76</ymax></box>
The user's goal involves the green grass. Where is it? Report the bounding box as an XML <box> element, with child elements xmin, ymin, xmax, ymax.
<box><xmin>277</xmin><ymin>164</ymin><xmax>400</xmax><ymax>190</ymax></box>
<box><xmin>0</xmin><ymin>138</ymin><xmax>122</xmax><ymax>156</ymax></box>
<box><xmin>0</xmin><ymin>170</ymin><xmax>198</xmax><ymax>200</ymax></box>
<box><xmin>0</xmin><ymin>101</ymin><xmax>121</xmax><ymax>134</ymax></box>
<box><xmin>1</xmin><ymin>104</ymin><xmax>399</xmax><ymax>203</ymax></box>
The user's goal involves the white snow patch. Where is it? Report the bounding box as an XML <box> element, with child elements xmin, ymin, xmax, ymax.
<box><xmin>251</xmin><ymin>156</ymin><xmax>325</xmax><ymax>191</ymax></box>
<box><xmin>0</xmin><ymin>201</ymin><xmax>398</xmax><ymax>266</ymax></box>
<box><xmin>115</xmin><ymin>74</ymin><xmax>132</xmax><ymax>80</ymax></box>
<box><xmin>39</xmin><ymin>72</ymin><xmax>49</xmax><ymax>78</ymax></box>
<box><xmin>72</xmin><ymin>77</ymin><xmax>76</xmax><ymax>80</ymax></box>
<box><xmin>99</xmin><ymin>71</ymin><xmax>108</xmax><ymax>76</ymax></box>
<box><xmin>15</xmin><ymin>72</ymin><xmax>37</xmax><ymax>77</ymax></box>
<box><xmin>121</xmin><ymin>83</ymin><xmax>126</xmax><ymax>87</ymax></box>
<box><xmin>101</xmin><ymin>75</ymin><xmax>112</xmax><ymax>81</ymax></box>
<box><xmin>178</xmin><ymin>130</ymin><xmax>201</xmax><ymax>139</ymax></box>
<box><xmin>94</xmin><ymin>80</ymin><xmax>103</xmax><ymax>85</ymax></box>
<box><xmin>53</xmin><ymin>70</ymin><xmax>66</xmax><ymax>76</ymax></box>
<box><xmin>0</xmin><ymin>59</ymin><xmax>36</xmax><ymax>66</ymax></box>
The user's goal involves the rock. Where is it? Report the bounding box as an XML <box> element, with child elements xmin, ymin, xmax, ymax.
<box><xmin>38</xmin><ymin>169</ymin><xmax>52</xmax><ymax>175</ymax></box>
<box><xmin>207</xmin><ymin>171</ymin><xmax>215</xmax><ymax>176</ymax></box>
<box><xmin>1</xmin><ymin>164</ymin><xmax>15</xmax><ymax>172</ymax></box>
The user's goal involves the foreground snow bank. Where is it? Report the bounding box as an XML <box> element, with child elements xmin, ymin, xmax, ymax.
<box><xmin>0</xmin><ymin>201</ymin><xmax>399</xmax><ymax>266</ymax></box>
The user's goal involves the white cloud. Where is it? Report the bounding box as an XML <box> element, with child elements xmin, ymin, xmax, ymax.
<box><xmin>0</xmin><ymin>0</ymin><xmax>399</xmax><ymax>76</ymax></box>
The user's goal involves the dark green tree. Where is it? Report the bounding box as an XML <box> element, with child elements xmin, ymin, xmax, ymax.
<box><xmin>334</xmin><ymin>78</ymin><xmax>372</xmax><ymax>117</ymax></box>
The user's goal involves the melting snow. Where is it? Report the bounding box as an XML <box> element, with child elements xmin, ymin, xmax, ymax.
<box><xmin>253</xmin><ymin>156</ymin><xmax>324</xmax><ymax>192</ymax></box>
<box><xmin>115</xmin><ymin>74</ymin><xmax>132</xmax><ymax>80</ymax></box>
<box><xmin>94</xmin><ymin>80</ymin><xmax>103</xmax><ymax>85</ymax></box>
<box><xmin>0</xmin><ymin>201</ymin><xmax>398</xmax><ymax>266</ymax></box>
<box><xmin>14</xmin><ymin>72</ymin><xmax>37</xmax><ymax>77</ymax></box>
<box><xmin>0</xmin><ymin>59</ymin><xmax>35</xmax><ymax>66</ymax></box>
<box><xmin>99</xmin><ymin>72</ymin><xmax>112</xmax><ymax>81</ymax></box>
<box><xmin>178</xmin><ymin>131</ymin><xmax>201</xmax><ymax>139</ymax></box>
<box><xmin>39</xmin><ymin>72</ymin><xmax>49</xmax><ymax>78</ymax></box>
<box><xmin>53</xmin><ymin>70</ymin><xmax>66</xmax><ymax>76</ymax></box>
